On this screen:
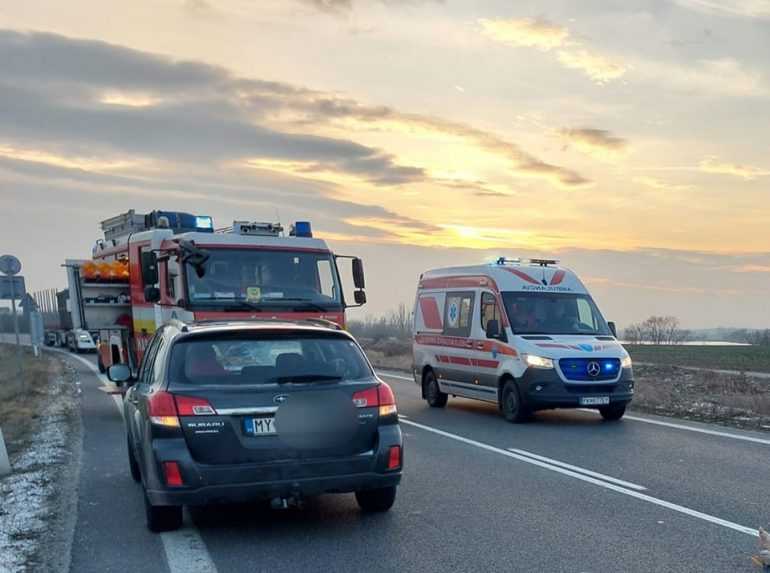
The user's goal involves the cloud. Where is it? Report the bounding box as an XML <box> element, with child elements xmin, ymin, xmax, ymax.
<box><xmin>699</xmin><ymin>157</ymin><xmax>769</xmax><ymax>180</ymax></box>
<box><xmin>0</xmin><ymin>29</ymin><xmax>585</xmax><ymax>191</ymax></box>
<box><xmin>675</xmin><ymin>0</ymin><xmax>770</xmax><ymax>19</ymax></box>
<box><xmin>635</xmin><ymin>57</ymin><xmax>769</xmax><ymax>98</ymax></box>
<box><xmin>478</xmin><ymin>18</ymin><xmax>569</xmax><ymax>50</ymax></box>
<box><xmin>559</xmin><ymin>128</ymin><xmax>628</xmax><ymax>159</ymax></box>
<box><xmin>632</xmin><ymin>176</ymin><xmax>694</xmax><ymax>192</ymax></box>
<box><xmin>298</xmin><ymin>0</ymin><xmax>440</xmax><ymax>13</ymax></box>
<box><xmin>556</xmin><ymin>49</ymin><xmax>627</xmax><ymax>84</ymax></box>
<box><xmin>478</xmin><ymin>18</ymin><xmax>625</xmax><ymax>84</ymax></box>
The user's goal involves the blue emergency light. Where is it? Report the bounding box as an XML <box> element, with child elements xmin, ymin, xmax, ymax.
<box><xmin>293</xmin><ymin>221</ymin><xmax>313</xmax><ymax>238</ymax></box>
<box><xmin>195</xmin><ymin>216</ymin><xmax>214</xmax><ymax>231</ymax></box>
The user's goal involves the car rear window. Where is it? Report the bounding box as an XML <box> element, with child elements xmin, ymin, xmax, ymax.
<box><xmin>168</xmin><ymin>332</ymin><xmax>373</xmax><ymax>386</ymax></box>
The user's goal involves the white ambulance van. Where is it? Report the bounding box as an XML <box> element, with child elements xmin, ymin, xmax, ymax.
<box><xmin>411</xmin><ymin>258</ymin><xmax>634</xmax><ymax>422</ymax></box>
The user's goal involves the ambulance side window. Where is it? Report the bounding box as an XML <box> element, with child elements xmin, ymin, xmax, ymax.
<box><xmin>480</xmin><ymin>292</ymin><xmax>502</xmax><ymax>333</ymax></box>
<box><xmin>443</xmin><ymin>291</ymin><xmax>474</xmax><ymax>337</ymax></box>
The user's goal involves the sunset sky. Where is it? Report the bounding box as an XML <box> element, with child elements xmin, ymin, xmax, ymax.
<box><xmin>1</xmin><ymin>0</ymin><xmax>769</xmax><ymax>328</ymax></box>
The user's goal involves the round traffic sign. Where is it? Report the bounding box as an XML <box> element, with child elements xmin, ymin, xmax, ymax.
<box><xmin>0</xmin><ymin>255</ymin><xmax>21</xmax><ymax>276</ymax></box>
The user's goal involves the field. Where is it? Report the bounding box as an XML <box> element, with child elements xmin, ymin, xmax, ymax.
<box><xmin>626</xmin><ymin>344</ymin><xmax>770</xmax><ymax>373</ymax></box>
<box><xmin>0</xmin><ymin>344</ymin><xmax>63</xmax><ymax>455</ymax></box>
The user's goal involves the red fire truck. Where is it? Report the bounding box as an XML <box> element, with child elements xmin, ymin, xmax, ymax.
<box><xmin>50</xmin><ymin>210</ymin><xmax>366</xmax><ymax>374</ymax></box>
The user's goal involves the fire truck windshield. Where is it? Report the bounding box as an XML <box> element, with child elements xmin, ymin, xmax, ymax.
<box><xmin>185</xmin><ymin>248</ymin><xmax>342</xmax><ymax>309</ymax></box>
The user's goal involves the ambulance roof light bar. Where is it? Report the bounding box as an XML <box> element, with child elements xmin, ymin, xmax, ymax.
<box><xmin>529</xmin><ymin>258</ymin><xmax>559</xmax><ymax>267</ymax></box>
<box><xmin>495</xmin><ymin>257</ymin><xmax>559</xmax><ymax>267</ymax></box>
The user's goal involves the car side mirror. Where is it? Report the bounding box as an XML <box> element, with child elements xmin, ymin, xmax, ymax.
<box><xmin>352</xmin><ymin>258</ymin><xmax>365</xmax><ymax>289</ymax></box>
<box><xmin>485</xmin><ymin>319</ymin><xmax>501</xmax><ymax>339</ymax></box>
<box><xmin>144</xmin><ymin>286</ymin><xmax>161</xmax><ymax>303</ymax></box>
<box><xmin>608</xmin><ymin>321</ymin><xmax>617</xmax><ymax>338</ymax></box>
<box><xmin>353</xmin><ymin>290</ymin><xmax>367</xmax><ymax>305</ymax></box>
<box><xmin>107</xmin><ymin>364</ymin><xmax>131</xmax><ymax>383</ymax></box>
<box><xmin>141</xmin><ymin>251</ymin><xmax>158</xmax><ymax>286</ymax></box>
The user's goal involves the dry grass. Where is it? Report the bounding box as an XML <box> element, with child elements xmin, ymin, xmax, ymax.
<box><xmin>633</xmin><ymin>364</ymin><xmax>770</xmax><ymax>430</ymax></box>
<box><xmin>0</xmin><ymin>344</ymin><xmax>62</xmax><ymax>455</ymax></box>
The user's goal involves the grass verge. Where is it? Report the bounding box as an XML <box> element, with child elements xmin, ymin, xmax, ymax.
<box><xmin>626</xmin><ymin>345</ymin><xmax>770</xmax><ymax>373</ymax></box>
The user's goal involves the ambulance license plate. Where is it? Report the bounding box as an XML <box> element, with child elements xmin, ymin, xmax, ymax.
<box><xmin>244</xmin><ymin>416</ymin><xmax>277</xmax><ymax>436</ymax></box>
<box><xmin>579</xmin><ymin>396</ymin><xmax>610</xmax><ymax>406</ymax></box>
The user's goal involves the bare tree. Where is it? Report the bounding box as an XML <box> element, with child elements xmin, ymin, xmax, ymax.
<box><xmin>641</xmin><ymin>315</ymin><xmax>687</xmax><ymax>345</ymax></box>
<box><xmin>623</xmin><ymin>323</ymin><xmax>645</xmax><ymax>344</ymax></box>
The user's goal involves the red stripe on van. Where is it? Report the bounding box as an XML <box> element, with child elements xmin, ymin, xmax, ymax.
<box><xmin>550</xmin><ymin>270</ymin><xmax>565</xmax><ymax>285</ymax></box>
<box><xmin>419</xmin><ymin>296</ymin><xmax>443</xmax><ymax>329</ymax></box>
<box><xmin>416</xmin><ymin>334</ymin><xmax>517</xmax><ymax>357</ymax></box>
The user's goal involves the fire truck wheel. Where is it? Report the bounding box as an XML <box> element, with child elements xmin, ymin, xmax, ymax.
<box><xmin>423</xmin><ymin>370</ymin><xmax>448</xmax><ymax>408</ymax></box>
<box><xmin>127</xmin><ymin>434</ymin><xmax>141</xmax><ymax>483</ymax></box>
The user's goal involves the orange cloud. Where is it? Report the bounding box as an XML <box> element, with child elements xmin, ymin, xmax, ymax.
<box><xmin>699</xmin><ymin>156</ymin><xmax>769</xmax><ymax>180</ymax></box>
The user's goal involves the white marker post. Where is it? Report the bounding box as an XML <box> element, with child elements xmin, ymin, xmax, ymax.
<box><xmin>0</xmin><ymin>427</ymin><xmax>10</xmax><ymax>476</ymax></box>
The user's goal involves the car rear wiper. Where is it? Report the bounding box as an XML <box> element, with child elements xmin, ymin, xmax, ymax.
<box><xmin>271</xmin><ymin>374</ymin><xmax>343</xmax><ymax>384</ymax></box>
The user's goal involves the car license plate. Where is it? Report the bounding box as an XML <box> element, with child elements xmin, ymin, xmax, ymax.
<box><xmin>244</xmin><ymin>416</ymin><xmax>276</xmax><ymax>436</ymax></box>
<box><xmin>579</xmin><ymin>396</ymin><xmax>610</xmax><ymax>406</ymax></box>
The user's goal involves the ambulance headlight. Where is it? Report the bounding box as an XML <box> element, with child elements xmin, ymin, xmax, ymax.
<box><xmin>524</xmin><ymin>354</ymin><xmax>554</xmax><ymax>369</ymax></box>
<box><xmin>621</xmin><ymin>355</ymin><xmax>633</xmax><ymax>369</ymax></box>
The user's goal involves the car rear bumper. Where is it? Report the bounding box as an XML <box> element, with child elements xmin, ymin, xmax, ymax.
<box><xmin>143</xmin><ymin>424</ymin><xmax>403</xmax><ymax>506</ymax></box>
<box><xmin>146</xmin><ymin>471</ymin><xmax>401</xmax><ymax>506</ymax></box>
<box><xmin>519</xmin><ymin>368</ymin><xmax>634</xmax><ymax>410</ymax></box>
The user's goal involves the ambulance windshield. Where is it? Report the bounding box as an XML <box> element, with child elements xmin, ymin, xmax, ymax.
<box><xmin>185</xmin><ymin>248</ymin><xmax>342</xmax><ymax>309</ymax></box>
<box><xmin>502</xmin><ymin>292</ymin><xmax>611</xmax><ymax>336</ymax></box>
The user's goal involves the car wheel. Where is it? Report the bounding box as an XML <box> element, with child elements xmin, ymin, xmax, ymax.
<box><xmin>127</xmin><ymin>434</ymin><xmax>141</xmax><ymax>483</ymax></box>
<box><xmin>423</xmin><ymin>370</ymin><xmax>448</xmax><ymax>408</ymax></box>
<box><xmin>355</xmin><ymin>486</ymin><xmax>397</xmax><ymax>512</ymax></box>
<box><xmin>599</xmin><ymin>404</ymin><xmax>626</xmax><ymax>421</ymax></box>
<box><xmin>144</xmin><ymin>492</ymin><xmax>182</xmax><ymax>532</ymax></box>
<box><xmin>501</xmin><ymin>379</ymin><xmax>528</xmax><ymax>423</ymax></box>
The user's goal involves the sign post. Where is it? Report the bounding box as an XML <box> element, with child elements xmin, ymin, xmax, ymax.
<box><xmin>0</xmin><ymin>255</ymin><xmax>22</xmax><ymax>476</ymax></box>
<box><xmin>0</xmin><ymin>427</ymin><xmax>10</xmax><ymax>476</ymax></box>
<box><xmin>0</xmin><ymin>255</ymin><xmax>24</xmax><ymax>381</ymax></box>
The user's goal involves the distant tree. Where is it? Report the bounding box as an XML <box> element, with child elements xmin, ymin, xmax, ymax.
<box><xmin>623</xmin><ymin>323</ymin><xmax>645</xmax><ymax>344</ymax></box>
<box><xmin>641</xmin><ymin>315</ymin><xmax>687</xmax><ymax>345</ymax></box>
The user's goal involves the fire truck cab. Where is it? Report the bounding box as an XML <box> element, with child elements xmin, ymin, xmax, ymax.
<box><xmin>412</xmin><ymin>258</ymin><xmax>634</xmax><ymax>422</ymax></box>
<box><xmin>89</xmin><ymin>210</ymin><xmax>366</xmax><ymax>374</ymax></box>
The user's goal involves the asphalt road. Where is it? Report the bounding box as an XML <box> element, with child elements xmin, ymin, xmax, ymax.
<box><xmin>59</xmin><ymin>352</ymin><xmax>769</xmax><ymax>573</ymax></box>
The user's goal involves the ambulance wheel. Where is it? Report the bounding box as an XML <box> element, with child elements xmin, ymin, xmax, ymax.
<box><xmin>501</xmin><ymin>379</ymin><xmax>528</xmax><ymax>423</ymax></box>
<box><xmin>599</xmin><ymin>404</ymin><xmax>626</xmax><ymax>421</ymax></box>
<box><xmin>424</xmin><ymin>370</ymin><xmax>448</xmax><ymax>408</ymax></box>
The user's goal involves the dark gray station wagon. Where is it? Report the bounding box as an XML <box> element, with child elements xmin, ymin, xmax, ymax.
<box><xmin>109</xmin><ymin>319</ymin><xmax>403</xmax><ymax>531</ymax></box>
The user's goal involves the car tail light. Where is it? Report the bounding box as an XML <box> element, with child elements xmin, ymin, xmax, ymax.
<box><xmin>377</xmin><ymin>383</ymin><xmax>397</xmax><ymax>417</ymax></box>
<box><xmin>175</xmin><ymin>395</ymin><xmax>217</xmax><ymax>416</ymax></box>
<box><xmin>352</xmin><ymin>387</ymin><xmax>378</xmax><ymax>408</ymax></box>
<box><xmin>148</xmin><ymin>391</ymin><xmax>180</xmax><ymax>427</ymax></box>
<box><xmin>163</xmin><ymin>461</ymin><xmax>184</xmax><ymax>487</ymax></box>
<box><xmin>352</xmin><ymin>383</ymin><xmax>397</xmax><ymax>417</ymax></box>
<box><xmin>387</xmin><ymin>446</ymin><xmax>401</xmax><ymax>470</ymax></box>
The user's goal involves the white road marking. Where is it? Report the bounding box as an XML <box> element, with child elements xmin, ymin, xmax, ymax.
<box><xmin>508</xmin><ymin>448</ymin><xmax>647</xmax><ymax>491</ymax></box>
<box><xmin>622</xmin><ymin>414</ymin><xmax>770</xmax><ymax>446</ymax></box>
<box><xmin>161</xmin><ymin>521</ymin><xmax>219</xmax><ymax>573</ymax></box>
<box><xmin>399</xmin><ymin>418</ymin><xmax>758</xmax><ymax>538</ymax></box>
<box><xmin>52</xmin><ymin>349</ymin><xmax>219</xmax><ymax>572</ymax></box>
<box><xmin>378</xmin><ymin>371</ymin><xmax>414</xmax><ymax>382</ymax></box>
<box><xmin>380</xmin><ymin>369</ymin><xmax>770</xmax><ymax>447</ymax></box>
<box><xmin>576</xmin><ymin>408</ymin><xmax>770</xmax><ymax>446</ymax></box>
